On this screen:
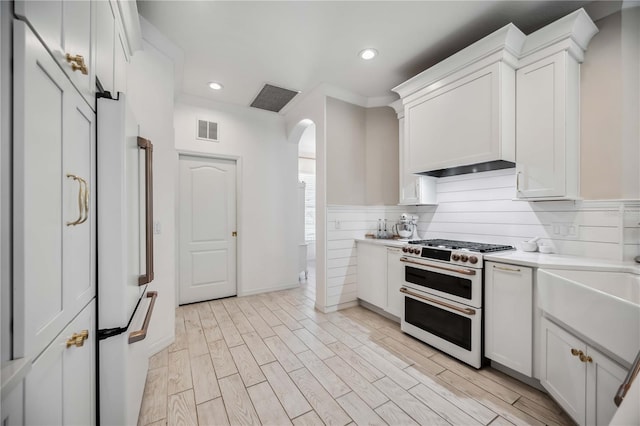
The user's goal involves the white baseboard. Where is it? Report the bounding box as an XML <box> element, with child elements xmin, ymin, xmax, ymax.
<box><xmin>319</xmin><ymin>300</ymin><xmax>358</xmax><ymax>313</ymax></box>
<box><xmin>238</xmin><ymin>282</ymin><xmax>300</xmax><ymax>297</ymax></box>
<box><xmin>147</xmin><ymin>334</ymin><xmax>175</xmax><ymax>358</ymax></box>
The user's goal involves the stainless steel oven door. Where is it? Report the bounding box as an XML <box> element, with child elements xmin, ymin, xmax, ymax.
<box><xmin>400</xmin><ymin>256</ymin><xmax>482</xmax><ymax>308</ymax></box>
<box><xmin>400</xmin><ymin>286</ymin><xmax>482</xmax><ymax>368</ymax></box>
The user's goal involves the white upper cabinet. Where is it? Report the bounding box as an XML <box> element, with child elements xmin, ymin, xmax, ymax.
<box><xmin>15</xmin><ymin>0</ymin><xmax>95</xmax><ymax>106</ymax></box>
<box><xmin>95</xmin><ymin>0</ymin><xmax>116</xmax><ymax>93</ymax></box>
<box><xmin>13</xmin><ymin>20</ymin><xmax>96</xmax><ymax>360</ymax></box>
<box><xmin>515</xmin><ymin>9</ymin><xmax>598</xmax><ymax>200</ymax></box>
<box><xmin>390</xmin><ymin>100</ymin><xmax>436</xmax><ymax>205</ymax></box>
<box><xmin>393</xmin><ymin>24</ymin><xmax>525</xmax><ymax>176</ymax></box>
<box><xmin>96</xmin><ymin>1</ymin><xmax>131</xmax><ymax>95</ymax></box>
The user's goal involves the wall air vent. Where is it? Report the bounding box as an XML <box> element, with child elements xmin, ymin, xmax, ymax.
<box><xmin>197</xmin><ymin>119</ymin><xmax>219</xmax><ymax>142</ymax></box>
<box><xmin>250</xmin><ymin>84</ymin><xmax>299</xmax><ymax>113</ymax></box>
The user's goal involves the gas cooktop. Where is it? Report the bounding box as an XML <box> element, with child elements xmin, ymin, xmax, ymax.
<box><xmin>408</xmin><ymin>239</ymin><xmax>514</xmax><ymax>253</ymax></box>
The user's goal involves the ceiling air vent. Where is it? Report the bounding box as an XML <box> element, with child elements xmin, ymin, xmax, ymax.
<box><xmin>250</xmin><ymin>84</ymin><xmax>299</xmax><ymax>113</ymax></box>
<box><xmin>197</xmin><ymin>119</ymin><xmax>219</xmax><ymax>142</ymax></box>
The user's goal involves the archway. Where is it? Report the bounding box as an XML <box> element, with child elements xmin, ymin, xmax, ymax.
<box><xmin>291</xmin><ymin>119</ymin><xmax>317</xmax><ymax>302</ymax></box>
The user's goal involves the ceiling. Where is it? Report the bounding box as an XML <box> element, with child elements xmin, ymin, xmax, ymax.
<box><xmin>137</xmin><ymin>1</ymin><xmax>622</xmax><ymax>112</ymax></box>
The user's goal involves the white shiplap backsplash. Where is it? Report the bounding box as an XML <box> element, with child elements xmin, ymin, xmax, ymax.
<box><xmin>326</xmin><ymin>205</ymin><xmax>409</xmax><ymax>308</ymax></box>
<box><xmin>415</xmin><ymin>169</ymin><xmax>640</xmax><ymax>261</ymax></box>
<box><xmin>325</xmin><ymin>169</ymin><xmax>640</xmax><ymax>310</ymax></box>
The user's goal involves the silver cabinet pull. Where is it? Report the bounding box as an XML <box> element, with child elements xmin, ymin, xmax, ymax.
<box><xmin>493</xmin><ymin>265</ymin><xmax>521</xmax><ymax>273</ymax></box>
<box><xmin>400</xmin><ymin>257</ymin><xmax>476</xmax><ymax>276</ymax></box>
<box><xmin>400</xmin><ymin>287</ymin><xmax>476</xmax><ymax>315</ymax></box>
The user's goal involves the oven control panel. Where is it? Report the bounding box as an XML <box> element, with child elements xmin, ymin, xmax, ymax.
<box><xmin>451</xmin><ymin>251</ymin><xmax>481</xmax><ymax>266</ymax></box>
<box><xmin>401</xmin><ymin>245</ymin><xmax>483</xmax><ymax>268</ymax></box>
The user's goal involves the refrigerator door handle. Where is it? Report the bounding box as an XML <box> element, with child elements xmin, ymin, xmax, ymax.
<box><xmin>128</xmin><ymin>291</ymin><xmax>158</xmax><ymax>344</ymax></box>
<box><xmin>137</xmin><ymin>137</ymin><xmax>154</xmax><ymax>285</ymax></box>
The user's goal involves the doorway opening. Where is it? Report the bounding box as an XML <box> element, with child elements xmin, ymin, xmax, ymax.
<box><xmin>295</xmin><ymin>121</ymin><xmax>316</xmax><ymax>301</ymax></box>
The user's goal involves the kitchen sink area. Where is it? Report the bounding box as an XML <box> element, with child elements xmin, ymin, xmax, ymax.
<box><xmin>538</xmin><ymin>268</ymin><xmax>640</xmax><ymax>365</ymax></box>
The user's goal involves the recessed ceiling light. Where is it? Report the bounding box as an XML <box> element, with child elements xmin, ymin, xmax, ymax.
<box><xmin>359</xmin><ymin>48</ymin><xmax>378</xmax><ymax>60</ymax></box>
<box><xmin>208</xmin><ymin>82</ymin><xmax>223</xmax><ymax>90</ymax></box>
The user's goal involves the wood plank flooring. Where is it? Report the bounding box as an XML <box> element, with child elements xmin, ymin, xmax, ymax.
<box><xmin>138</xmin><ymin>278</ymin><xmax>574</xmax><ymax>426</ymax></box>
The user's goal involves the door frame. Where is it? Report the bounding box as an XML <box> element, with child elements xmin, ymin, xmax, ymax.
<box><xmin>175</xmin><ymin>150</ymin><xmax>242</xmax><ymax>306</ymax></box>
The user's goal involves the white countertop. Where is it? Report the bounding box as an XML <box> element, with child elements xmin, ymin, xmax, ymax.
<box><xmin>357</xmin><ymin>238</ymin><xmax>640</xmax><ymax>274</ymax></box>
<box><xmin>485</xmin><ymin>250</ymin><xmax>640</xmax><ymax>274</ymax></box>
<box><xmin>355</xmin><ymin>238</ymin><xmax>407</xmax><ymax>248</ymax></box>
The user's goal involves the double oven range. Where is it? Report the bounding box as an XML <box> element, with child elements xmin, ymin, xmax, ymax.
<box><xmin>399</xmin><ymin>239</ymin><xmax>513</xmax><ymax>368</ymax></box>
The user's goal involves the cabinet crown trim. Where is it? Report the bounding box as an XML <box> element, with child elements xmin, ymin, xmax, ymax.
<box><xmin>392</xmin><ymin>23</ymin><xmax>525</xmax><ymax>99</ymax></box>
<box><xmin>520</xmin><ymin>8</ymin><xmax>598</xmax><ymax>62</ymax></box>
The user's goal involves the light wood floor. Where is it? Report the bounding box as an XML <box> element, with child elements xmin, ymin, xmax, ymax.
<box><xmin>138</xmin><ymin>274</ymin><xmax>574</xmax><ymax>426</ymax></box>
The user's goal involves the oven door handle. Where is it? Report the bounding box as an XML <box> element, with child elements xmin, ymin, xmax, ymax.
<box><xmin>400</xmin><ymin>287</ymin><xmax>476</xmax><ymax>316</ymax></box>
<box><xmin>400</xmin><ymin>257</ymin><xmax>476</xmax><ymax>276</ymax></box>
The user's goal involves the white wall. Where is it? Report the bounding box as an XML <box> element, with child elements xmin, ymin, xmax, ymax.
<box><xmin>174</xmin><ymin>95</ymin><xmax>300</xmax><ymax>297</ymax></box>
<box><xmin>326</xmin><ymin>97</ymin><xmax>366</xmax><ymax>205</ymax></box>
<box><xmin>581</xmin><ymin>8</ymin><xmax>640</xmax><ymax>200</ymax></box>
<box><xmin>127</xmin><ymin>41</ymin><xmax>176</xmax><ymax>354</ymax></box>
<box><xmin>326</xmin><ymin>98</ymin><xmax>399</xmax><ymax>206</ymax></box>
<box><xmin>365</xmin><ymin>107</ymin><xmax>399</xmax><ymax>205</ymax></box>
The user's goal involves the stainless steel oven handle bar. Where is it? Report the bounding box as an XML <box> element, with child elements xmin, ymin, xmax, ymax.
<box><xmin>400</xmin><ymin>257</ymin><xmax>476</xmax><ymax>276</ymax></box>
<box><xmin>400</xmin><ymin>287</ymin><xmax>476</xmax><ymax>316</ymax></box>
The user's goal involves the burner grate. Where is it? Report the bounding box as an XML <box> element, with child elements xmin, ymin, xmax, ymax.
<box><xmin>409</xmin><ymin>239</ymin><xmax>514</xmax><ymax>253</ymax></box>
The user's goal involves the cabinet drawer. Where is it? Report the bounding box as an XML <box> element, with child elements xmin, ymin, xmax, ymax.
<box><xmin>24</xmin><ymin>300</ymin><xmax>96</xmax><ymax>426</ymax></box>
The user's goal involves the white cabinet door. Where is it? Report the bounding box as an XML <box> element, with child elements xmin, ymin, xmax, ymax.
<box><xmin>586</xmin><ymin>347</ymin><xmax>627</xmax><ymax>426</ymax></box>
<box><xmin>386</xmin><ymin>247</ymin><xmax>404</xmax><ymax>318</ymax></box>
<box><xmin>398</xmin><ymin>116</ymin><xmax>436</xmax><ymax>206</ymax></box>
<box><xmin>484</xmin><ymin>262</ymin><xmax>533</xmax><ymax>376</ymax></box>
<box><xmin>15</xmin><ymin>0</ymin><xmax>95</xmax><ymax>106</ymax></box>
<box><xmin>14</xmin><ymin>20</ymin><xmax>96</xmax><ymax>359</ymax></box>
<box><xmin>25</xmin><ymin>300</ymin><xmax>95</xmax><ymax>426</ymax></box>
<box><xmin>356</xmin><ymin>243</ymin><xmax>387</xmax><ymax>308</ymax></box>
<box><xmin>404</xmin><ymin>62</ymin><xmax>513</xmax><ymax>174</ymax></box>
<box><xmin>516</xmin><ymin>51</ymin><xmax>580</xmax><ymax>200</ymax></box>
<box><xmin>114</xmin><ymin>21</ymin><xmax>130</xmax><ymax>95</ymax></box>
<box><xmin>95</xmin><ymin>0</ymin><xmax>116</xmax><ymax>93</ymax></box>
<box><xmin>540</xmin><ymin>317</ymin><xmax>587</xmax><ymax>425</ymax></box>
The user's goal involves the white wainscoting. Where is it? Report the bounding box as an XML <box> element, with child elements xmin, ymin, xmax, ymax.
<box><xmin>413</xmin><ymin>169</ymin><xmax>639</xmax><ymax>261</ymax></box>
<box><xmin>326</xmin><ymin>205</ymin><xmax>409</xmax><ymax>309</ymax></box>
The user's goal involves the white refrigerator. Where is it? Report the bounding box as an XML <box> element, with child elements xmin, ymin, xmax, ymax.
<box><xmin>96</xmin><ymin>94</ymin><xmax>156</xmax><ymax>425</ymax></box>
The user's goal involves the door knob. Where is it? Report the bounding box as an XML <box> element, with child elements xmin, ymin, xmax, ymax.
<box><xmin>232</xmin><ymin>231</ymin><xmax>237</xmax><ymax>237</ymax></box>
<box><xmin>570</xmin><ymin>348</ymin><xmax>583</xmax><ymax>357</ymax></box>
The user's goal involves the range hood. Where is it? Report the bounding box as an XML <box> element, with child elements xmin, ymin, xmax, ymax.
<box><xmin>393</xmin><ymin>23</ymin><xmax>525</xmax><ymax>179</ymax></box>
<box><xmin>420</xmin><ymin>160</ymin><xmax>515</xmax><ymax>178</ymax></box>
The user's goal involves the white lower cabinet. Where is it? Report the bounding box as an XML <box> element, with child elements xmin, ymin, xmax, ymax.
<box><xmin>385</xmin><ymin>247</ymin><xmax>404</xmax><ymax>317</ymax></box>
<box><xmin>541</xmin><ymin>317</ymin><xmax>627</xmax><ymax>426</ymax></box>
<box><xmin>25</xmin><ymin>300</ymin><xmax>96</xmax><ymax>426</ymax></box>
<box><xmin>484</xmin><ymin>262</ymin><xmax>533</xmax><ymax>376</ymax></box>
<box><xmin>356</xmin><ymin>243</ymin><xmax>387</xmax><ymax>308</ymax></box>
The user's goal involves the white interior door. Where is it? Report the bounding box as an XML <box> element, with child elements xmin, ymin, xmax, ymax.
<box><xmin>179</xmin><ymin>156</ymin><xmax>237</xmax><ymax>304</ymax></box>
